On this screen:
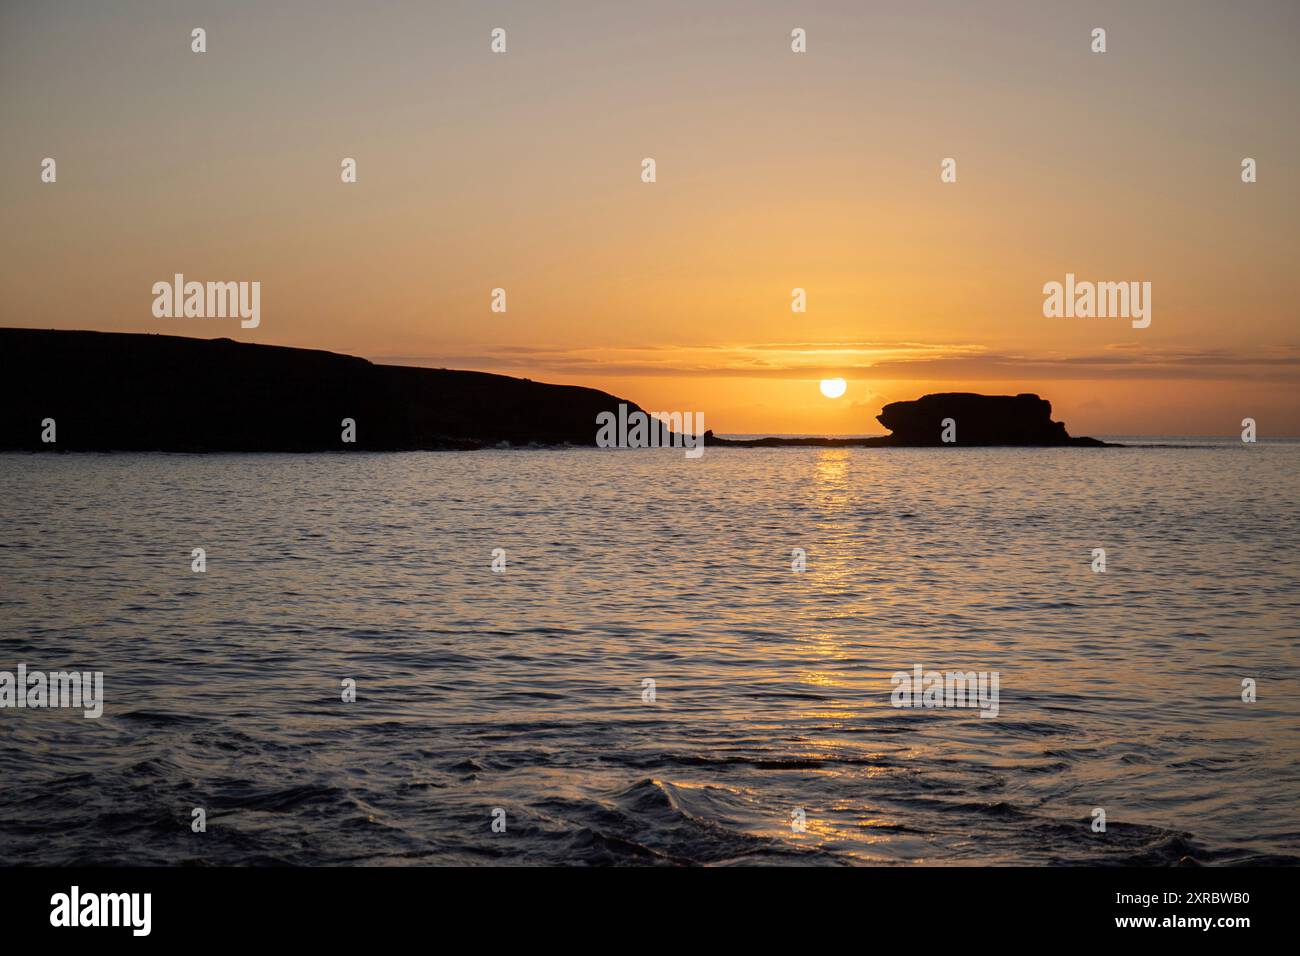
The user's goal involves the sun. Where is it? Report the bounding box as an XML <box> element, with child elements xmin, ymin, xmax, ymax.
<box><xmin>819</xmin><ymin>378</ymin><xmax>847</xmax><ymax>399</ymax></box>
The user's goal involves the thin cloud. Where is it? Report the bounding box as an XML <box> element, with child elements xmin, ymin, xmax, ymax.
<box><xmin>373</xmin><ymin>342</ymin><xmax>1300</xmax><ymax>383</ymax></box>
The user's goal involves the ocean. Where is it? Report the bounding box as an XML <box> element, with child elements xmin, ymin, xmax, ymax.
<box><xmin>1</xmin><ymin>440</ymin><xmax>1297</xmax><ymax>865</ymax></box>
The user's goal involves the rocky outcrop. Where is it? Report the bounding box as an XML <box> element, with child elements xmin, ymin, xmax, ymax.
<box><xmin>875</xmin><ymin>392</ymin><xmax>1104</xmax><ymax>446</ymax></box>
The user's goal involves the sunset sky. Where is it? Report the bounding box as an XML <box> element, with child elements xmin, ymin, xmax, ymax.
<box><xmin>2</xmin><ymin>0</ymin><xmax>1297</xmax><ymax>435</ymax></box>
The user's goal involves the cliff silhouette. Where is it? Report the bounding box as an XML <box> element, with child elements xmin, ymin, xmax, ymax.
<box><xmin>0</xmin><ymin>328</ymin><xmax>651</xmax><ymax>451</ymax></box>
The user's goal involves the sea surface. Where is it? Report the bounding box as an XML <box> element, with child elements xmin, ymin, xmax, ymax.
<box><xmin>1</xmin><ymin>440</ymin><xmax>1297</xmax><ymax>866</ymax></box>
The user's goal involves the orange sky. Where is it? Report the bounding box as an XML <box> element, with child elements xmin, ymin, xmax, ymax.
<box><xmin>2</xmin><ymin>0</ymin><xmax>1297</xmax><ymax>435</ymax></box>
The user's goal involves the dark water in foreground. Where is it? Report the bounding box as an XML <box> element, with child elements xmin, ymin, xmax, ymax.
<box><xmin>1</xmin><ymin>441</ymin><xmax>1297</xmax><ymax>865</ymax></box>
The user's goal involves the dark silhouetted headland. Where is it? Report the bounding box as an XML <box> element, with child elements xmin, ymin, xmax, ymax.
<box><xmin>0</xmin><ymin>328</ymin><xmax>647</xmax><ymax>451</ymax></box>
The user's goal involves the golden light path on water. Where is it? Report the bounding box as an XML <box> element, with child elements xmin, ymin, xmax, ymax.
<box><xmin>0</xmin><ymin>443</ymin><xmax>1296</xmax><ymax>865</ymax></box>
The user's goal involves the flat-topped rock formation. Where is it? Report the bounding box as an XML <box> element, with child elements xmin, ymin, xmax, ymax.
<box><xmin>876</xmin><ymin>392</ymin><xmax>1105</xmax><ymax>446</ymax></box>
<box><xmin>0</xmin><ymin>328</ymin><xmax>650</xmax><ymax>451</ymax></box>
<box><xmin>707</xmin><ymin>392</ymin><xmax>1107</xmax><ymax>447</ymax></box>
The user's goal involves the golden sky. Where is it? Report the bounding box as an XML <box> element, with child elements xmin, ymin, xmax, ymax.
<box><xmin>2</xmin><ymin>0</ymin><xmax>1297</xmax><ymax>435</ymax></box>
